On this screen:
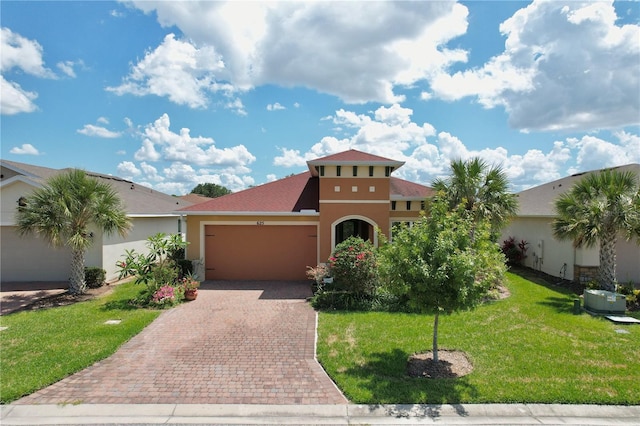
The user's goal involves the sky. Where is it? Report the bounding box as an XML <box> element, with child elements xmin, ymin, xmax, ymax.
<box><xmin>1</xmin><ymin>0</ymin><xmax>639</xmax><ymax>196</ymax></box>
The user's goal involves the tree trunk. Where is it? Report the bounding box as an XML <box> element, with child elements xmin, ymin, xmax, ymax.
<box><xmin>432</xmin><ymin>311</ymin><xmax>439</xmax><ymax>363</ymax></box>
<box><xmin>598</xmin><ymin>230</ymin><xmax>617</xmax><ymax>292</ymax></box>
<box><xmin>69</xmin><ymin>248</ymin><xmax>86</xmax><ymax>295</ymax></box>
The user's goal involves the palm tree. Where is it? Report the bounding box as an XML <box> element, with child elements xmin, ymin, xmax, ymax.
<box><xmin>432</xmin><ymin>157</ymin><xmax>518</xmax><ymax>238</ymax></box>
<box><xmin>553</xmin><ymin>169</ymin><xmax>640</xmax><ymax>291</ymax></box>
<box><xmin>16</xmin><ymin>169</ymin><xmax>131</xmax><ymax>295</ymax></box>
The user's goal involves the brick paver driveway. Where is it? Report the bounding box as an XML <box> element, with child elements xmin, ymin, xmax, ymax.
<box><xmin>16</xmin><ymin>281</ymin><xmax>347</xmax><ymax>405</ymax></box>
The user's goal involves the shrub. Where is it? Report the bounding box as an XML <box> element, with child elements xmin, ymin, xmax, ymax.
<box><xmin>84</xmin><ymin>267</ymin><xmax>106</xmax><ymax>289</ymax></box>
<box><xmin>116</xmin><ymin>233</ymin><xmax>188</xmax><ymax>306</ymax></box>
<box><xmin>501</xmin><ymin>237</ymin><xmax>528</xmax><ymax>265</ymax></box>
<box><xmin>327</xmin><ymin>236</ymin><xmax>379</xmax><ymax>296</ymax></box>
<box><xmin>176</xmin><ymin>259</ymin><xmax>194</xmax><ymax>277</ymax></box>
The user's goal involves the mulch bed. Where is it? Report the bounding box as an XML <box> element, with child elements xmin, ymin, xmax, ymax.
<box><xmin>407</xmin><ymin>350</ymin><xmax>474</xmax><ymax>379</ymax></box>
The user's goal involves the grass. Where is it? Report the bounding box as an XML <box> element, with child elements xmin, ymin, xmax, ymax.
<box><xmin>317</xmin><ymin>272</ymin><xmax>640</xmax><ymax>404</ymax></box>
<box><xmin>0</xmin><ymin>282</ymin><xmax>160</xmax><ymax>404</ymax></box>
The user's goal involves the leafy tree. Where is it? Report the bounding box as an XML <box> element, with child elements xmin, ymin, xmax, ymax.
<box><xmin>190</xmin><ymin>183</ymin><xmax>231</xmax><ymax>198</ymax></box>
<box><xmin>432</xmin><ymin>157</ymin><xmax>518</xmax><ymax>238</ymax></box>
<box><xmin>16</xmin><ymin>169</ymin><xmax>131</xmax><ymax>295</ymax></box>
<box><xmin>553</xmin><ymin>169</ymin><xmax>640</xmax><ymax>291</ymax></box>
<box><xmin>379</xmin><ymin>199</ymin><xmax>506</xmax><ymax>362</ymax></box>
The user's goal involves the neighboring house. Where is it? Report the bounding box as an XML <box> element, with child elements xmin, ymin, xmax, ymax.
<box><xmin>500</xmin><ymin>164</ymin><xmax>640</xmax><ymax>286</ymax></box>
<box><xmin>180</xmin><ymin>150</ymin><xmax>434</xmax><ymax>281</ymax></box>
<box><xmin>1</xmin><ymin>160</ymin><xmax>192</xmax><ymax>283</ymax></box>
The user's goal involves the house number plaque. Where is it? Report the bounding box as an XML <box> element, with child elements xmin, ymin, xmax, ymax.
<box><xmin>256</xmin><ymin>221</ymin><xmax>265</xmax><ymax>226</ymax></box>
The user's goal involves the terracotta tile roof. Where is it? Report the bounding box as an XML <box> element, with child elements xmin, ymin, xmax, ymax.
<box><xmin>390</xmin><ymin>177</ymin><xmax>435</xmax><ymax>199</ymax></box>
<box><xmin>180</xmin><ymin>172</ymin><xmax>320</xmax><ymax>213</ymax></box>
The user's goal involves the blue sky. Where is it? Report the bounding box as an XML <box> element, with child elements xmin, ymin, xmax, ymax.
<box><xmin>2</xmin><ymin>0</ymin><xmax>639</xmax><ymax>195</ymax></box>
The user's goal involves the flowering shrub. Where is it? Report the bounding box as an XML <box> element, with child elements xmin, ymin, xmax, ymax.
<box><xmin>151</xmin><ymin>285</ymin><xmax>183</xmax><ymax>308</ymax></box>
<box><xmin>328</xmin><ymin>236</ymin><xmax>379</xmax><ymax>296</ymax></box>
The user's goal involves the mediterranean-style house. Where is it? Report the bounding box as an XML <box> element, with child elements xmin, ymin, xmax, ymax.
<box><xmin>180</xmin><ymin>150</ymin><xmax>434</xmax><ymax>281</ymax></box>
<box><xmin>0</xmin><ymin>160</ymin><xmax>193</xmax><ymax>283</ymax></box>
<box><xmin>500</xmin><ymin>163</ymin><xmax>640</xmax><ymax>286</ymax></box>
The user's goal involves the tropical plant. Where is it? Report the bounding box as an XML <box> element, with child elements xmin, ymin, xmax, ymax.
<box><xmin>379</xmin><ymin>198</ymin><xmax>506</xmax><ymax>362</ymax></box>
<box><xmin>432</xmin><ymin>157</ymin><xmax>518</xmax><ymax>238</ymax></box>
<box><xmin>16</xmin><ymin>169</ymin><xmax>131</xmax><ymax>294</ymax></box>
<box><xmin>117</xmin><ymin>232</ymin><xmax>188</xmax><ymax>295</ymax></box>
<box><xmin>553</xmin><ymin>169</ymin><xmax>640</xmax><ymax>291</ymax></box>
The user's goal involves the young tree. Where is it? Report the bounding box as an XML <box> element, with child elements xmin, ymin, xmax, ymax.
<box><xmin>16</xmin><ymin>169</ymin><xmax>131</xmax><ymax>295</ymax></box>
<box><xmin>379</xmin><ymin>199</ymin><xmax>506</xmax><ymax>362</ymax></box>
<box><xmin>432</xmin><ymin>157</ymin><xmax>518</xmax><ymax>238</ymax></box>
<box><xmin>190</xmin><ymin>183</ymin><xmax>231</xmax><ymax>198</ymax></box>
<box><xmin>553</xmin><ymin>169</ymin><xmax>640</xmax><ymax>291</ymax></box>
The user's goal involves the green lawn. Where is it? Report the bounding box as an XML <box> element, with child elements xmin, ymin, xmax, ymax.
<box><xmin>0</xmin><ymin>282</ymin><xmax>160</xmax><ymax>404</ymax></box>
<box><xmin>317</xmin><ymin>272</ymin><xmax>640</xmax><ymax>404</ymax></box>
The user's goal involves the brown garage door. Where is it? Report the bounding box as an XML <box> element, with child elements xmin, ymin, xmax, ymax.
<box><xmin>205</xmin><ymin>225</ymin><xmax>317</xmax><ymax>280</ymax></box>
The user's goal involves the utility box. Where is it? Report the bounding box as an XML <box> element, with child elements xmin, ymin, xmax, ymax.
<box><xmin>583</xmin><ymin>290</ymin><xmax>626</xmax><ymax>314</ymax></box>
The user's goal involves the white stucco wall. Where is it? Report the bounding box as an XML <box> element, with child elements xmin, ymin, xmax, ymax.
<box><xmin>502</xmin><ymin>217</ymin><xmax>639</xmax><ymax>284</ymax></box>
<box><xmin>96</xmin><ymin>216</ymin><xmax>182</xmax><ymax>281</ymax></box>
<box><xmin>1</xmin><ymin>180</ymin><xmax>34</xmax><ymax>225</ymax></box>
<box><xmin>616</xmin><ymin>238</ymin><xmax>640</xmax><ymax>285</ymax></box>
<box><xmin>501</xmin><ymin>217</ymin><xmax>579</xmax><ymax>280</ymax></box>
<box><xmin>1</xmin><ymin>226</ymin><xmax>73</xmax><ymax>282</ymax></box>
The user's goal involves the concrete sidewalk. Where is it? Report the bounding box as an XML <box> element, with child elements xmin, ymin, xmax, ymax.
<box><xmin>2</xmin><ymin>403</ymin><xmax>639</xmax><ymax>425</ymax></box>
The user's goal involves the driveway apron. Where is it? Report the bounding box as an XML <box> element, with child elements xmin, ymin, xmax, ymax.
<box><xmin>15</xmin><ymin>281</ymin><xmax>347</xmax><ymax>405</ymax></box>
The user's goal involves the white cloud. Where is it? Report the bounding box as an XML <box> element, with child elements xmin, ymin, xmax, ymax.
<box><xmin>77</xmin><ymin>124</ymin><xmax>122</xmax><ymax>138</ymax></box>
<box><xmin>133</xmin><ymin>113</ymin><xmax>255</xmax><ymax>170</ymax></box>
<box><xmin>106</xmin><ymin>33</ymin><xmax>225</xmax><ymax>109</ymax></box>
<box><xmin>0</xmin><ymin>76</ymin><xmax>38</xmax><ymax>115</ymax></box>
<box><xmin>0</xmin><ymin>27</ymin><xmax>56</xmax><ymax>77</ymax></box>
<box><xmin>56</xmin><ymin>60</ymin><xmax>84</xmax><ymax>78</ymax></box>
<box><xmin>274</xmin><ymin>105</ymin><xmax>639</xmax><ymax>191</ymax></box>
<box><xmin>0</xmin><ymin>28</ymin><xmax>56</xmax><ymax>115</ymax></box>
<box><xmin>266</xmin><ymin>102</ymin><xmax>285</xmax><ymax>111</ymax></box>
<box><xmin>134</xmin><ymin>139</ymin><xmax>161</xmax><ymax>162</ymax></box>
<box><xmin>140</xmin><ymin>162</ymin><xmax>164</xmax><ymax>182</ymax></box>
<box><xmin>126</xmin><ymin>1</ymin><xmax>470</xmax><ymax>104</ymax></box>
<box><xmin>225</xmin><ymin>97</ymin><xmax>247</xmax><ymax>116</ymax></box>
<box><xmin>430</xmin><ymin>0</ymin><xmax>640</xmax><ymax>132</ymax></box>
<box><xmin>116</xmin><ymin>161</ymin><xmax>141</xmax><ymax>178</ymax></box>
<box><xmin>9</xmin><ymin>143</ymin><xmax>40</xmax><ymax>155</ymax></box>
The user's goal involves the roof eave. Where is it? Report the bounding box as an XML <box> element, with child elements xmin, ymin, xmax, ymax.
<box><xmin>178</xmin><ymin>211</ymin><xmax>320</xmax><ymax>216</ymax></box>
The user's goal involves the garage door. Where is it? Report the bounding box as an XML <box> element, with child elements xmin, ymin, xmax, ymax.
<box><xmin>205</xmin><ymin>225</ymin><xmax>317</xmax><ymax>280</ymax></box>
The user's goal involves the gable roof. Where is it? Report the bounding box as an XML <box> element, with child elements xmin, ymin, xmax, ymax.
<box><xmin>1</xmin><ymin>160</ymin><xmax>192</xmax><ymax>216</ymax></box>
<box><xmin>516</xmin><ymin>163</ymin><xmax>640</xmax><ymax>217</ymax></box>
